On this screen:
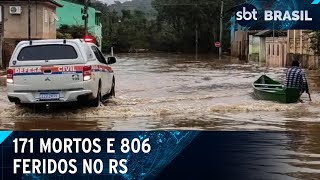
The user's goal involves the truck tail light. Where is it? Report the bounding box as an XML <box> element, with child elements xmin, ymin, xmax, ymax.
<box><xmin>7</xmin><ymin>69</ymin><xmax>14</xmax><ymax>84</ymax></box>
<box><xmin>83</xmin><ymin>66</ymin><xmax>92</xmax><ymax>81</ymax></box>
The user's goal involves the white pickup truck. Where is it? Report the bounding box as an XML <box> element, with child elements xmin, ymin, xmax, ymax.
<box><xmin>7</xmin><ymin>39</ymin><xmax>116</xmax><ymax>107</ymax></box>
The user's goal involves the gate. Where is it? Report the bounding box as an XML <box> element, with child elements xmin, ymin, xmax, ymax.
<box><xmin>266</xmin><ymin>37</ymin><xmax>287</xmax><ymax>67</ymax></box>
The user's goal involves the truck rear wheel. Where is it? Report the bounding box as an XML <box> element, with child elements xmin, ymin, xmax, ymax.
<box><xmin>91</xmin><ymin>83</ymin><xmax>101</xmax><ymax>107</ymax></box>
<box><xmin>109</xmin><ymin>79</ymin><xmax>115</xmax><ymax>98</ymax></box>
<box><xmin>104</xmin><ymin>78</ymin><xmax>115</xmax><ymax>101</ymax></box>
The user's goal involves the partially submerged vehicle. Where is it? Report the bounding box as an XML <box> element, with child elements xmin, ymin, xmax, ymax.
<box><xmin>7</xmin><ymin>39</ymin><xmax>116</xmax><ymax>107</ymax></box>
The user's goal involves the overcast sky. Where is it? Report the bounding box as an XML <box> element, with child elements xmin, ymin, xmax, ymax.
<box><xmin>100</xmin><ymin>0</ymin><xmax>130</xmax><ymax>5</ymax></box>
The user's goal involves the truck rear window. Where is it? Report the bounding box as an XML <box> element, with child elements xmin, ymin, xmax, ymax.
<box><xmin>17</xmin><ymin>45</ymin><xmax>78</xmax><ymax>61</ymax></box>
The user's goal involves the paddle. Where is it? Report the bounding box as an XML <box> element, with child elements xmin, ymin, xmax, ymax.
<box><xmin>307</xmin><ymin>92</ymin><xmax>312</xmax><ymax>102</ymax></box>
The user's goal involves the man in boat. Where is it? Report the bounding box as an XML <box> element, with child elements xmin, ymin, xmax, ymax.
<box><xmin>286</xmin><ymin>60</ymin><xmax>310</xmax><ymax>102</ymax></box>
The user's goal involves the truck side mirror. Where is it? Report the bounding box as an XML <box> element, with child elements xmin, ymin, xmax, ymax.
<box><xmin>107</xmin><ymin>57</ymin><xmax>116</xmax><ymax>64</ymax></box>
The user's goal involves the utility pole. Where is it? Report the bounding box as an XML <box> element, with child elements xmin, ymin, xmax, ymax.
<box><xmin>196</xmin><ymin>23</ymin><xmax>198</xmax><ymax>60</ymax></box>
<box><xmin>28</xmin><ymin>0</ymin><xmax>31</xmax><ymax>40</ymax></box>
<box><xmin>219</xmin><ymin>0</ymin><xmax>224</xmax><ymax>59</ymax></box>
<box><xmin>195</xmin><ymin>3</ymin><xmax>198</xmax><ymax>60</ymax></box>
<box><xmin>83</xmin><ymin>0</ymin><xmax>89</xmax><ymax>36</ymax></box>
<box><xmin>109</xmin><ymin>12</ymin><xmax>113</xmax><ymax>56</ymax></box>
<box><xmin>245</xmin><ymin>0</ymin><xmax>249</xmax><ymax>62</ymax></box>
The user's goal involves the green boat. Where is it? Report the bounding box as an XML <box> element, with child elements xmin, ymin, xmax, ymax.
<box><xmin>252</xmin><ymin>75</ymin><xmax>301</xmax><ymax>103</ymax></box>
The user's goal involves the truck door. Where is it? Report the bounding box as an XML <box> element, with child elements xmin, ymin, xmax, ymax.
<box><xmin>91</xmin><ymin>46</ymin><xmax>110</xmax><ymax>96</ymax></box>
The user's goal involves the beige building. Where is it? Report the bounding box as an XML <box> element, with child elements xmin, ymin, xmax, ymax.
<box><xmin>287</xmin><ymin>30</ymin><xmax>319</xmax><ymax>69</ymax></box>
<box><xmin>231</xmin><ymin>29</ymin><xmax>320</xmax><ymax>69</ymax></box>
<box><xmin>0</xmin><ymin>0</ymin><xmax>62</xmax><ymax>67</ymax></box>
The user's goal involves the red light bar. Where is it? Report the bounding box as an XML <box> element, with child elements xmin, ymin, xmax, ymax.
<box><xmin>83</xmin><ymin>35</ymin><xmax>94</xmax><ymax>43</ymax></box>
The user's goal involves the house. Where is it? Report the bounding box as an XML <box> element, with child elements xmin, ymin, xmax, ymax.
<box><xmin>55</xmin><ymin>0</ymin><xmax>102</xmax><ymax>48</ymax></box>
<box><xmin>250</xmin><ymin>30</ymin><xmax>287</xmax><ymax>67</ymax></box>
<box><xmin>0</xmin><ymin>0</ymin><xmax>63</xmax><ymax>68</ymax></box>
<box><xmin>230</xmin><ymin>4</ymin><xmax>319</xmax><ymax>69</ymax></box>
<box><xmin>231</xmin><ymin>28</ymin><xmax>319</xmax><ymax>69</ymax></box>
<box><xmin>263</xmin><ymin>30</ymin><xmax>318</xmax><ymax>69</ymax></box>
<box><xmin>230</xmin><ymin>16</ymin><xmax>257</xmax><ymax>62</ymax></box>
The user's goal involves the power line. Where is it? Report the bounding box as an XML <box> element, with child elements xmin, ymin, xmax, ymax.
<box><xmin>154</xmin><ymin>3</ymin><xmax>226</xmax><ymax>6</ymax></box>
<box><xmin>104</xmin><ymin>1</ymin><xmax>225</xmax><ymax>7</ymax></box>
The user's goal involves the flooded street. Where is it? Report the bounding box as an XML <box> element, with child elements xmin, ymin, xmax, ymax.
<box><xmin>1</xmin><ymin>54</ymin><xmax>320</xmax><ymax>178</ymax></box>
<box><xmin>0</xmin><ymin>53</ymin><xmax>320</xmax><ymax>131</ymax></box>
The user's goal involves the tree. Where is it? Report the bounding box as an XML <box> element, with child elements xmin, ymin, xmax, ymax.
<box><xmin>62</xmin><ymin>0</ymin><xmax>243</xmax><ymax>53</ymax></box>
<box><xmin>57</xmin><ymin>25</ymin><xmax>97</xmax><ymax>43</ymax></box>
<box><xmin>308</xmin><ymin>31</ymin><xmax>320</xmax><ymax>55</ymax></box>
<box><xmin>152</xmin><ymin>0</ymin><xmax>244</xmax><ymax>53</ymax></box>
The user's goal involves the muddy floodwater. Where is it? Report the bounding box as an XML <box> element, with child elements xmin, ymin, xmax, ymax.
<box><xmin>1</xmin><ymin>54</ymin><xmax>320</xmax><ymax>178</ymax></box>
<box><xmin>0</xmin><ymin>53</ymin><xmax>320</xmax><ymax>131</ymax></box>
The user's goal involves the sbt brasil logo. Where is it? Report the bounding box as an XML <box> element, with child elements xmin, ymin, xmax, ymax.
<box><xmin>236</xmin><ymin>7</ymin><xmax>313</xmax><ymax>21</ymax></box>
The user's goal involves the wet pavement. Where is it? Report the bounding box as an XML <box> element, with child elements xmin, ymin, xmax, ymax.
<box><xmin>0</xmin><ymin>53</ymin><xmax>319</xmax><ymax>131</ymax></box>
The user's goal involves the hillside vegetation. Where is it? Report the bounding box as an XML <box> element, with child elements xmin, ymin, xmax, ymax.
<box><xmin>60</xmin><ymin>0</ymin><xmax>244</xmax><ymax>53</ymax></box>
